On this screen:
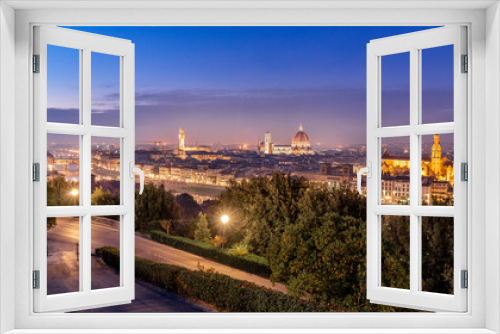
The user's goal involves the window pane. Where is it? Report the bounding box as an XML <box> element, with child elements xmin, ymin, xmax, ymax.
<box><xmin>47</xmin><ymin>134</ymin><xmax>80</xmax><ymax>206</ymax></box>
<box><xmin>381</xmin><ymin>52</ymin><xmax>410</xmax><ymax>127</ymax></box>
<box><xmin>421</xmin><ymin>216</ymin><xmax>454</xmax><ymax>294</ymax></box>
<box><xmin>47</xmin><ymin>217</ymin><xmax>80</xmax><ymax>295</ymax></box>
<box><xmin>421</xmin><ymin>133</ymin><xmax>454</xmax><ymax>206</ymax></box>
<box><xmin>91</xmin><ymin>137</ymin><xmax>121</xmax><ymax>205</ymax></box>
<box><xmin>92</xmin><ymin>215</ymin><xmax>121</xmax><ymax>290</ymax></box>
<box><xmin>381</xmin><ymin>137</ymin><xmax>410</xmax><ymax>205</ymax></box>
<box><xmin>421</xmin><ymin>45</ymin><xmax>454</xmax><ymax>124</ymax></box>
<box><xmin>47</xmin><ymin>45</ymin><xmax>80</xmax><ymax>124</ymax></box>
<box><xmin>91</xmin><ymin>52</ymin><xmax>120</xmax><ymax>127</ymax></box>
<box><xmin>381</xmin><ymin>215</ymin><xmax>410</xmax><ymax>290</ymax></box>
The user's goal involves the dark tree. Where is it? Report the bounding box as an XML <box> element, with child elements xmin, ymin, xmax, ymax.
<box><xmin>176</xmin><ymin>193</ymin><xmax>201</xmax><ymax>220</ymax></box>
<box><xmin>135</xmin><ymin>183</ymin><xmax>181</xmax><ymax>231</ymax></box>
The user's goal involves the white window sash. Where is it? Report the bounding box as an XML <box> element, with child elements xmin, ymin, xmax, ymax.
<box><xmin>366</xmin><ymin>26</ymin><xmax>467</xmax><ymax>312</ymax></box>
<box><xmin>33</xmin><ymin>26</ymin><xmax>136</xmax><ymax>313</ymax></box>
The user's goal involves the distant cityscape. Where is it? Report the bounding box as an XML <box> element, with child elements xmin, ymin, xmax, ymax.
<box><xmin>47</xmin><ymin>125</ymin><xmax>454</xmax><ymax>206</ymax></box>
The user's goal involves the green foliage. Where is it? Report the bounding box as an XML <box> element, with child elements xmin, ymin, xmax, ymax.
<box><xmin>268</xmin><ymin>211</ymin><xmax>409</xmax><ymax>311</ymax></box>
<box><xmin>212</xmin><ymin>173</ymin><xmax>367</xmax><ymax>257</ymax></box>
<box><xmin>213</xmin><ymin>174</ymin><xmax>421</xmax><ymax>311</ymax></box>
<box><xmin>176</xmin><ymin>193</ymin><xmax>201</xmax><ymax>220</ymax></box>
<box><xmin>211</xmin><ymin>235</ymin><xmax>226</xmax><ymax>248</ymax></box>
<box><xmin>91</xmin><ymin>186</ymin><xmax>119</xmax><ymax>206</ymax></box>
<box><xmin>381</xmin><ymin>216</ymin><xmax>410</xmax><ymax>290</ymax></box>
<box><xmin>135</xmin><ymin>183</ymin><xmax>181</xmax><ymax>231</ymax></box>
<box><xmin>47</xmin><ymin>177</ymin><xmax>79</xmax><ymax>207</ymax></box>
<box><xmin>97</xmin><ymin>247</ymin><xmax>332</xmax><ymax>312</ymax></box>
<box><xmin>227</xmin><ymin>242</ymin><xmax>249</xmax><ymax>256</ymax></box>
<box><xmin>421</xmin><ymin>216</ymin><xmax>454</xmax><ymax>294</ymax></box>
<box><xmin>193</xmin><ymin>212</ymin><xmax>211</xmax><ymax>243</ymax></box>
<box><xmin>211</xmin><ymin>172</ymin><xmax>308</xmax><ymax>256</ymax></box>
<box><xmin>47</xmin><ymin>217</ymin><xmax>57</xmax><ymax>230</ymax></box>
<box><xmin>47</xmin><ymin>177</ymin><xmax>79</xmax><ymax>229</ymax></box>
<box><xmin>149</xmin><ymin>231</ymin><xmax>271</xmax><ymax>278</ymax></box>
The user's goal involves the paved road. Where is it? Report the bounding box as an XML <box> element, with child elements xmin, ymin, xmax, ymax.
<box><xmin>78</xmin><ymin>258</ymin><xmax>215</xmax><ymax>312</ymax></box>
<box><xmin>49</xmin><ymin>217</ymin><xmax>287</xmax><ymax>294</ymax></box>
<box><xmin>48</xmin><ymin>218</ymin><xmax>214</xmax><ymax>312</ymax></box>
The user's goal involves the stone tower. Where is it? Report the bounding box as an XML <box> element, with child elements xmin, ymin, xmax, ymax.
<box><xmin>179</xmin><ymin>127</ymin><xmax>185</xmax><ymax>150</ymax></box>
<box><xmin>431</xmin><ymin>134</ymin><xmax>442</xmax><ymax>177</ymax></box>
<box><xmin>264</xmin><ymin>132</ymin><xmax>272</xmax><ymax>155</ymax></box>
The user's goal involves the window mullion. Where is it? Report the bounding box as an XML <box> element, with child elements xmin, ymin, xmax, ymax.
<box><xmin>409</xmin><ymin>48</ymin><xmax>420</xmax><ymax>294</ymax></box>
<box><xmin>81</xmin><ymin>48</ymin><xmax>92</xmax><ymax>295</ymax></box>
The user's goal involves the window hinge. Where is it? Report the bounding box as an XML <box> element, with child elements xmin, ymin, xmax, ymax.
<box><xmin>461</xmin><ymin>270</ymin><xmax>468</xmax><ymax>289</ymax></box>
<box><xmin>461</xmin><ymin>54</ymin><xmax>468</xmax><ymax>73</ymax></box>
<box><xmin>33</xmin><ymin>270</ymin><xmax>40</xmax><ymax>289</ymax></box>
<box><xmin>461</xmin><ymin>162</ymin><xmax>468</xmax><ymax>182</ymax></box>
<box><xmin>33</xmin><ymin>54</ymin><xmax>40</xmax><ymax>73</ymax></box>
<box><xmin>33</xmin><ymin>163</ymin><xmax>40</xmax><ymax>182</ymax></box>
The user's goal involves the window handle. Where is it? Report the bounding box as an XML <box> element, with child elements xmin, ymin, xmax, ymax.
<box><xmin>357</xmin><ymin>162</ymin><xmax>371</xmax><ymax>195</ymax></box>
<box><xmin>129</xmin><ymin>162</ymin><xmax>144</xmax><ymax>195</ymax></box>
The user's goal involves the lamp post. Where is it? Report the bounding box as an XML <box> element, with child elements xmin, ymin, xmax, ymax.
<box><xmin>221</xmin><ymin>214</ymin><xmax>229</xmax><ymax>249</ymax></box>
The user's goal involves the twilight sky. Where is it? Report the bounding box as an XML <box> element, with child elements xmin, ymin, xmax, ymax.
<box><xmin>47</xmin><ymin>26</ymin><xmax>454</xmax><ymax>147</ymax></box>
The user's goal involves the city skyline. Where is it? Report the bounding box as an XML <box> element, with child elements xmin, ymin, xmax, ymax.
<box><xmin>48</xmin><ymin>26</ymin><xmax>453</xmax><ymax>146</ymax></box>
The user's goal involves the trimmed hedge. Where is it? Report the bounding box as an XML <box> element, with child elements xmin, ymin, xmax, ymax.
<box><xmin>149</xmin><ymin>231</ymin><xmax>271</xmax><ymax>278</ymax></box>
<box><xmin>97</xmin><ymin>246</ymin><xmax>331</xmax><ymax>312</ymax></box>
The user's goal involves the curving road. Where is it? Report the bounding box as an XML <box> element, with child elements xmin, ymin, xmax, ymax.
<box><xmin>47</xmin><ymin>217</ymin><xmax>215</xmax><ymax>312</ymax></box>
<box><xmin>48</xmin><ymin>217</ymin><xmax>287</xmax><ymax>295</ymax></box>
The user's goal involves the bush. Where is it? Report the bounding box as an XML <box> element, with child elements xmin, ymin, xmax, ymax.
<box><xmin>149</xmin><ymin>231</ymin><xmax>271</xmax><ymax>278</ymax></box>
<box><xmin>97</xmin><ymin>247</ymin><xmax>332</xmax><ymax>312</ymax></box>
<box><xmin>228</xmin><ymin>242</ymin><xmax>249</xmax><ymax>256</ymax></box>
<box><xmin>193</xmin><ymin>213</ymin><xmax>211</xmax><ymax>242</ymax></box>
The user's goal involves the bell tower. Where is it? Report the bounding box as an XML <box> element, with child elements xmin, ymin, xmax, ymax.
<box><xmin>431</xmin><ymin>134</ymin><xmax>442</xmax><ymax>177</ymax></box>
<box><xmin>179</xmin><ymin>127</ymin><xmax>185</xmax><ymax>150</ymax></box>
<box><xmin>265</xmin><ymin>132</ymin><xmax>272</xmax><ymax>155</ymax></box>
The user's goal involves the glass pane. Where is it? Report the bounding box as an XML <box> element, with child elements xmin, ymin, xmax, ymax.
<box><xmin>381</xmin><ymin>215</ymin><xmax>410</xmax><ymax>290</ymax></box>
<box><xmin>421</xmin><ymin>45</ymin><xmax>454</xmax><ymax>124</ymax></box>
<box><xmin>381</xmin><ymin>52</ymin><xmax>410</xmax><ymax>127</ymax></box>
<box><xmin>421</xmin><ymin>133</ymin><xmax>454</xmax><ymax>206</ymax></box>
<box><xmin>91</xmin><ymin>52</ymin><xmax>120</xmax><ymax>127</ymax></box>
<box><xmin>92</xmin><ymin>215</ymin><xmax>121</xmax><ymax>290</ymax></box>
<box><xmin>91</xmin><ymin>137</ymin><xmax>121</xmax><ymax>205</ymax></box>
<box><xmin>381</xmin><ymin>136</ymin><xmax>410</xmax><ymax>205</ymax></box>
<box><xmin>47</xmin><ymin>134</ymin><xmax>80</xmax><ymax>206</ymax></box>
<box><xmin>47</xmin><ymin>217</ymin><xmax>80</xmax><ymax>295</ymax></box>
<box><xmin>47</xmin><ymin>45</ymin><xmax>80</xmax><ymax>124</ymax></box>
<box><xmin>422</xmin><ymin>216</ymin><xmax>454</xmax><ymax>294</ymax></box>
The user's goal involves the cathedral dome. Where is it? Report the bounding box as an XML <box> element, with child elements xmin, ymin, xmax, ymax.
<box><xmin>292</xmin><ymin>124</ymin><xmax>310</xmax><ymax>147</ymax></box>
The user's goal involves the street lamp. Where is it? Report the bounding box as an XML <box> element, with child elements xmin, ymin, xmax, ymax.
<box><xmin>71</xmin><ymin>189</ymin><xmax>79</xmax><ymax>196</ymax></box>
<box><xmin>221</xmin><ymin>215</ymin><xmax>229</xmax><ymax>249</ymax></box>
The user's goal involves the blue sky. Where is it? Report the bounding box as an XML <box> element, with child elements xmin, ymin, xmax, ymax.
<box><xmin>47</xmin><ymin>26</ymin><xmax>454</xmax><ymax>147</ymax></box>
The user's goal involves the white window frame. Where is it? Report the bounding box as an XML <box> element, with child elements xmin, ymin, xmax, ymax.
<box><xmin>366</xmin><ymin>26</ymin><xmax>467</xmax><ymax>312</ymax></box>
<box><xmin>33</xmin><ymin>26</ymin><xmax>136</xmax><ymax>313</ymax></box>
<box><xmin>1</xmin><ymin>1</ymin><xmax>498</xmax><ymax>333</ymax></box>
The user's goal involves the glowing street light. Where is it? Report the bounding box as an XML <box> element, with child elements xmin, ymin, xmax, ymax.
<box><xmin>221</xmin><ymin>215</ymin><xmax>229</xmax><ymax>225</ymax></box>
<box><xmin>71</xmin><ymin>189</ymin><xmax>79</xmax><ymax>196</ymax></box>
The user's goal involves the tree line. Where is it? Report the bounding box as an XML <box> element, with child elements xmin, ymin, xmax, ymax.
<box><xmin>48</xmin><ymin>173</ymin><xmax>453</xmax><ymax>310</ymax></box>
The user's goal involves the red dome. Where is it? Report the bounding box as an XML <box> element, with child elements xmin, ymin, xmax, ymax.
<box><xmin>292</xmin><ymin>124</ymin><xmax>310</xmax><ymax>145</ymax></box>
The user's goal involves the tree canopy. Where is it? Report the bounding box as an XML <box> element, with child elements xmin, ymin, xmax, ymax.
<box><xmin>135</xmin><ymin>183</ymin><xmax>181</xmax><ymax>231</ymax></box>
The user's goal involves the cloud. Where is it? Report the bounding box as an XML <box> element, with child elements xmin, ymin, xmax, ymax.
<box><xmin>132</xmin><ymin>86</ymin><xmax>369</xmax><ymax>145</ymax></box>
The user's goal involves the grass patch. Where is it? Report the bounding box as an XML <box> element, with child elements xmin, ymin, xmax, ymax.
<box><xmin>149</xmin><ymin>231</ymin><xmax>271</xmax><ymax>278</ymax></box>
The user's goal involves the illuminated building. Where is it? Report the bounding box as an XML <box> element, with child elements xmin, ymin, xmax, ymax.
<box><xmin>176</xmin><ymin>127</ymin><xmax>211</xmax><ymax>157</ymax></box>
<box><xmin>264</xmin><ymin>132</ymin><xmax>272</xmax><ymax>155</ymax></box>
<box><xmin>263</xmin><ymin>125</ymin><xmax>313</xmax><ymax>156</ymax></box>
<box><xmin>179</xmin><ymin>127</ymin><xmax>185</xmax><ymax>150</ymax></box>
<box><xmin>381</xmin><ymin>134</ymin><xmax>453</xmax><ymax>185</ymax></box>
<box><xmin>291</xmin><ymin>124</ymin><xmax>312</xmax><ymax>155</ymax></box>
